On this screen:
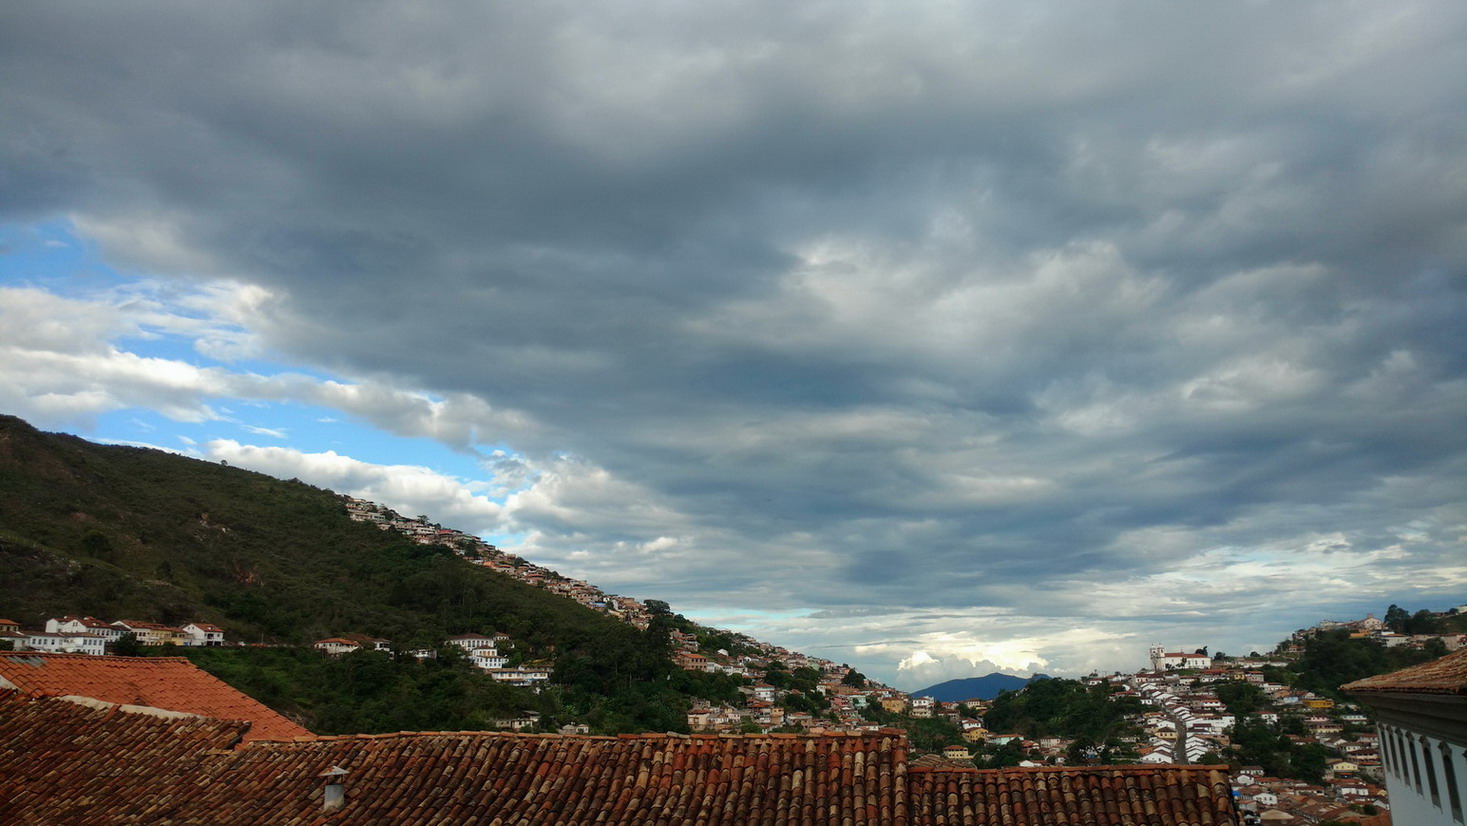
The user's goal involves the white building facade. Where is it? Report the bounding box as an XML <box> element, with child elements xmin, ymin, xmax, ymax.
<box><xmin>1346</xmin><ymin>648</ymin><xmax>1467</xmax><ymax>826</ymax></box>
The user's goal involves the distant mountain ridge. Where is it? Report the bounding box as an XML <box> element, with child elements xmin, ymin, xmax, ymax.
<box><xmin>913</xmin><ymin>673</ymin><xmax>1050</xmax><ymax>702</ymax></box>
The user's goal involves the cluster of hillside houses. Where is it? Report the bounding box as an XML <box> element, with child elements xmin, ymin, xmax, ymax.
<box><xmin>1285</xmin><ymin>611</ymin><xmax>1467</xmax><ymax>652</ymax></box>
<box><xmin>310</xmin><ymin>631</ymin><xmax>553</xmax><ymax>689</ymax></box>
<box><xmin>344</xmin><ymin>497</ymin><xmax>656</xmax><ymax>629</ymax></box>
<box><xmin>0</xmin><ymin>615</ymin><xmax>224</xmax><ymax>654</ymax></box>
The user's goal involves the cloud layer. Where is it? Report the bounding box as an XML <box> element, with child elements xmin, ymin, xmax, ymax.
<box><xmin>3</xmin><ymin>1</ymin><xmax>1465</xmax><ymax>684</ymax></box>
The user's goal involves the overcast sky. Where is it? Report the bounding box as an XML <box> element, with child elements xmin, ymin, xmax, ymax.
<box><xmin>2</xmin><ymin>1</ymin><xmax>1464</xmax><ymax>688</ymax></box>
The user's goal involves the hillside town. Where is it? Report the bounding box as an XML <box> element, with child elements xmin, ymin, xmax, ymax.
<box><xmin>6</xmin><ymin>494</ymin><xmax>1464</xmax><ymax>823</ymax></box>
<box><xmin>6</xmin><ymin>603</ymin><xmax>1463</xmax><ymax>822</ymax></box>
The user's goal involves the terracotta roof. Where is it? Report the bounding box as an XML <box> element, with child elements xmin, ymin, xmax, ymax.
<box><xmin>909</xmin><ymin>763</ymin><xmax>1237</xmax><ymax>826</ymax></box>
<box><xmin>0</xmin><ymin>688</ymin><xmax>1243</xmax><ymax>825</ymax></box>
<box><xmin>0</xmin><ymin>691</ymin><xmax>248</xmax><ymax>824</ymax></box>
<box><xmin>197</xmin><ymin>729</ymin><xmax>914</xmax><ymax>823</ymax></box>
<box><xmin>0</xmin><ymin>652</ymin><xmax>309</xmax><ymax>741</ymax></box>
<box><xmin>1342</xmin><ymin>646</ymin><xmax>1467</xmax><ymax>695</ymax></box>
<box><xmin>0</xmin><ymin>702</ymin><xmax>914</xmax><ymax>825</ymax></box>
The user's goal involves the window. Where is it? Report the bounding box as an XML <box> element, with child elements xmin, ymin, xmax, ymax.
<box><xmin>1423</xmin><ymin>735</ymin><xmax>1441</xmax><ymax>807</ymax></box>
<box><xmin>1407</xmin><ymin>731</ymin><xmax>1424</xmax><ymax>794</ymax></box>
<box><xmin>1441</xmin><ymin>741</ymin><xmax>1463</xmax><ymax>823</ymax></box>
<box><xmin>1390</xmin><ymin>726</ymin><xmax>1408</xmax><ymax>781</ymax></box>
<box><xmin>1381</xmin><ymin>725</ymin><xmax>1398</xmax><ymax>777</ymax></box>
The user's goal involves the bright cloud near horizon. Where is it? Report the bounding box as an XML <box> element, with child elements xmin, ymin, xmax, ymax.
<box><xmin>2</xmin><ymin>1</ymin><xmax>1465</xmax><ymax>689</ymax></box>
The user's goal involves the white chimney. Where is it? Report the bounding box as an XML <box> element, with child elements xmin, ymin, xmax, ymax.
<box><xmin>320</xmin><ymin>766</ymin><xmax>348</xmax><ymax>812</ymax></box>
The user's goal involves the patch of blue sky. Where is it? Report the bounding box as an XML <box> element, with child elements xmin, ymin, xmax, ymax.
<box><xmin>92</xmin><ymin>399</ymin><xmax>507</xmax><ymax>497</ymax></box>
<box><xmin>0</xmin><ymin>220</ymin><xmax>115</xmax><ymax>289</ymax></box>
<box><xmin>480</xmin><ymin>530</ymin><xmax>530</xmax><ymax>548</ymax></box>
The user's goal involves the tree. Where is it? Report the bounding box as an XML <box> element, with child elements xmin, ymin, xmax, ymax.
<box><xmin>1066</xmin><ymin>738</ymin><xmax>1097</xmax><ymax>765</ymax></box>
<box><xmin>984</xmin><ymin>740</ymin><xmax>1025</xmax><ymax>768</ymax></box>
<box><xmin>1384</xmin><ymin>604</ymin><xmax>1410</xmax><ymax>633</ymax></box>
<box><xmin>644</xmin><ymin>599</ymin><xmax>671</xmax><ymax>616</ymax></box>
<box><xmin>111</xmin><ymin>632</ymin><xmax>144</xmax><ymax>656</ymax></box>
<box><xmin>1215</xmin><ymin>680</ymin><xmax>1266</xmax><ymax>716</ymax></box>
<box><xmin>1406</xmin><ymin>609</ymin><xmax>1441</xmax><ymax>636</ymax></box>
<box><xmin>842</xmin><ymin>669</ymin><xmax>868</xmax><ymax>688</ymax></box>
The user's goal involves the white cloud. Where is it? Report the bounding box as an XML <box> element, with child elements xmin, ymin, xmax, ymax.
<box><xmin>203</xmin><ymin>439</ymin><xmax>507</xmax><ymax>535</ymax></box>
<box><xmin>3</xmin><ymin>0</ymin><xmax>1465</xmax><ymax>682</ymax></box>
<box><xmin>241</xmin><ymin>425</ymin><xmax>286</xmax><ymax>438</ymax></box>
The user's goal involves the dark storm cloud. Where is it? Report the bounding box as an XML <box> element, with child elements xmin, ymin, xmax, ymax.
<box><xmin>3</xmin><ymin>0</ymin><xmax>1465</xmax><ymax>651</ymax></box>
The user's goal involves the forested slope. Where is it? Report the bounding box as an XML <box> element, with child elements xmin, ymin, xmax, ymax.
<box><xmin>0</xmin><ymin>414</ymin><xmax>693</xmax><ymax>732</ymax></box>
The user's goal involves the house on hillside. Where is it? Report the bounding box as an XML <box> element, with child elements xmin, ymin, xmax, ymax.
<box><xmin>182</xmin><ymin>622</ymin><xmax>226</xmax><ymax>647</ymax></box>
<box><xmin>313</xmin><ymin>638</ymin><xmax>361</xmax><ymax>656</ymax></box>
<box><xmin>112</xmin><ymin>620</ymin><xmax>187</xmax><ymax>645</ymax></box>
<box><xmin>24</xmin><ymin>630</ymin><xmax>108</xmax><ymax>655</ymax></box>
<box><xmin>446</xmin><ymin>633</ymin><xmax>497</xmax><ymax>652</ymax></box>
<box><xmin>470</xmin><ymin>648</ymin><xmax>507</xmax><ymax>670</ymax></box>
<box><xmin>45</xmin><ymin>616</ymin><xmax>116</xmax><ymax>637</ymax></box>
<box><xmin>488</xmin><ymin>666</ymin><xmax>550</xmax><ymax>688</ymax></box>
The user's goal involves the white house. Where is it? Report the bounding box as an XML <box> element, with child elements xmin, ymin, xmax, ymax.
<box><xmin>488</xmin><ymin>667</ymin><xmax>550</xmax><ymax>687</ymax></box>
<box><xmin>25</xmin><ymin>631</ymin><xmax>108</xmax><ymax>655</ymax></box>
<box><xmin>1139</xmin><ymin>750</ymin><xmax>1173</xmax><ymax>764</ymax></box>
<box><xmin>181</xmin><ymin>622</ymin><xmax>226</xmax><ymax>647</ymax></box>
<box><xmin>445</xmin><ymin>633</ymin><xmax>497</xmax><ymax>652</ymax></box>
<box><xmin>45</xmin><ymin>616</ymin><xmax>115</xmax><ymax>637</ymax></box>
<box><xmin>1344</xmin><ymin>647</ymin><xmax>1466</xmax><ymax>826</ymax></box>
<box><xmin>313</xmin><ymin>638</ymin><xmax>361</xmax><ymax>656</ymax></box>
<box><xmin>470</xmin><ymin>648</ymin><xmax>508</xmax><ymax>670</ymax></box>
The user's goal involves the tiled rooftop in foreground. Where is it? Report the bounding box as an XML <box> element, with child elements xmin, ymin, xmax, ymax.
<box><xmin>909</xmin><ymin>763</ymin><xmax>1236</xmax><ymax>826</ymax></box>
<box><xmin>1341</xmin><ymin>645</ymin><xmax>1467</xmax><ymax>695</ymax></box>
<box><xmin>0</xmin><ymin>687</ymin><xmax>1239</xmax><ymax>825</ymax></box>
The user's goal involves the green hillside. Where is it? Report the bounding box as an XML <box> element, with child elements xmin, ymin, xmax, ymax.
<box><xmin>0</xmin><ymin>414</ymin><xmax>688</xmax><ymax>733</ymax></box>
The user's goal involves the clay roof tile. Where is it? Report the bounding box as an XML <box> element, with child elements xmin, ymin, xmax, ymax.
<box><xmin>0</xmin><ymin>652</ymin><xmax>309</xmax><ymax>741</ymax></box>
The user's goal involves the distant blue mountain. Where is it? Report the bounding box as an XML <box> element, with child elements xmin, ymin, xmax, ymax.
<box><xmin>912</xmin><ymin>673</ymin><xmax>1050</xmax><ymax>702</ymax></box>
